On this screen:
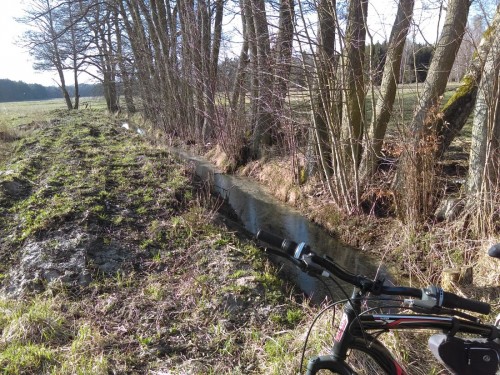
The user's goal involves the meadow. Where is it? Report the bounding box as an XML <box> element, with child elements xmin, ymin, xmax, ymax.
<box><xmin>0</xmin><ymin>97</ymin><xmax>107</xmax><ymax>163</ymax></box>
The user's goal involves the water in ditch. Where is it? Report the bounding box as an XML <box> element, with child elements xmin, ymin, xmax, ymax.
<box><xmin>175</xmin><ymin>150</ymin><xmax>389</xmax><ymax>303</ymax></box>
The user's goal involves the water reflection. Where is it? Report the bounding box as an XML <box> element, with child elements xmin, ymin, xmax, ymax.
<box><xmin>177</xmin><ymin>150</ymin><xmax>388</xmax><ymax>302</ymax></box>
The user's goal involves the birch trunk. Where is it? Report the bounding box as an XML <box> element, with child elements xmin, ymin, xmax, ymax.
<box><xmin>466</xmin><ymin>26</ymin><xmax>500</xmax><ymax>197</ymax></box>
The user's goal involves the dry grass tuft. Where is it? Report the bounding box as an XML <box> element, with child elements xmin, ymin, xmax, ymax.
<box><xmin>0</xmin><ymin>122</ymin><xmax>17</xmax><ymax>163</ymax></box>
<box><xmin>239</xmin><ymin>156</ymin><xmax>300</xmax><ymax>205</ymax></box>
<box><xmin>0</xmin><ymin>297</ymin><xmax>71</xmax><ymax>347</ymax></box>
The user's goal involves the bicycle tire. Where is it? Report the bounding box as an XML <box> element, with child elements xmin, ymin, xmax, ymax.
<box><xmin>344</xmin><ymin>337</ymin><xmax>400</xmax><ymax>374</ymax></box>
<box><xmin>307</xmin><ymin>337</ymin><xmax>403</xmax><ymax>374</ymax></box>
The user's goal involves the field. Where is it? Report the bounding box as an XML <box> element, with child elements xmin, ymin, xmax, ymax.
<box><xmin>285</xmin><ymin>82</ymin><xmax>467</xmax><ymax>136</ymax></box>
<box><xmin>0</xmin><ymin>97</ymin><xmax>107</xmax><ymax>126</ymax></box>
<box><xmin>0</xmin><ymin>98</ymin><xmax>107</xmax><ymax>163</ymax></box>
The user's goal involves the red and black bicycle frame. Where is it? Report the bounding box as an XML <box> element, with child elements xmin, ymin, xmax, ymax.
<box><xmin>305</xmin><ymin>290</ymin><xmax>496</xmax><ymax>375</ymax></box>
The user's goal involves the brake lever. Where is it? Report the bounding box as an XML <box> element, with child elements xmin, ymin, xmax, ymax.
<box><xmin>261</xmin><ymin>247</ymin><xmax>304</xmax><ymax>268</ymax></box>
<box><xmin>301</xmin><ymin>255</ymin><xmax>328</xmax><ymax>276</ymax></box>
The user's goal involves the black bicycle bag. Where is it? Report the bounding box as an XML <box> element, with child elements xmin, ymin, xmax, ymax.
<box><xmin>428</xmin><ymin>334</ymin><xmax>500</xmax><ymax>374</ymax></box>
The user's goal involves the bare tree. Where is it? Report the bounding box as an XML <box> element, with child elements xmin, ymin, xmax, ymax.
<box><xmin>84</xmin><ymin>2</ymin><xmax>120</xmax><ymax>112</ymax></box>
<box><xmin>437</xmin><ymin>5</ymin><xmax>500</xmax><ymax>156</ymax></box>
<box><xmin>118</xmin><ymin>1</ymin><xmax>157</xmax><ymax>120</ymax></box>
<box><xmin>20</xmin><ymin>0</ymin><xmax>81</xmax><ymax>109</ymax></box>
<box><xmin>59</xmin><ymin>1</ymin><xmax>90</xmax><ymax>110</ymax></box>
<box><xmin>360</xmin><ymin>0</ymin><xmax>415</xmax><ymax>181</ymax></box>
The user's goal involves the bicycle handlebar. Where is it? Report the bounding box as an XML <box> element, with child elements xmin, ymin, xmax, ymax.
<box><xmin>441</xmin><ymin>290</ymin><xmax>490</xmax><ymax>314</ymax></box>
<box><xmin>256</xmin><ymin>229</ymin><xmax>491</xmax><ymax>315</ymax></box>
<box><xmin>256</xmin><ymin>230</ymin><xmax>306</xmax><ymax>256</ymax></box>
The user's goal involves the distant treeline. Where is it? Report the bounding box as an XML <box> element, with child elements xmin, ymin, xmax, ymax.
<box><xmin>0</xmin><ymin>79</ymin><xmax>103</xmax><ymax>103</ymax></box>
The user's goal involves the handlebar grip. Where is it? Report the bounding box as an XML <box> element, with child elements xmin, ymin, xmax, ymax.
<box><xmin>442</xmin><ymin>291</ymin><xmax>491</xmax><ymax>315</ymax></box>
<box><xmin>256</xmin><ymin>229</ymin><xmax>298</xmax><ymax>256</ymax></box>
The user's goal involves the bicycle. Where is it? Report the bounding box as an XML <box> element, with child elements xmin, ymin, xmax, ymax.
<box><xmin>256</xmin><ymin>229</ymin><xmax>500</xmax><ymax>374</ymax></box>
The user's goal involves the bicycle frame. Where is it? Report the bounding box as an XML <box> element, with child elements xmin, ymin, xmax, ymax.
<box><xmin>254</xmin><ymin>230</ymin><xmax>499</xmax><ymax>374</ymax></box>
<box><xmin>306</xmin><ymin>289</ymin><xmax>497</xmax><ymax>374</ymax></box>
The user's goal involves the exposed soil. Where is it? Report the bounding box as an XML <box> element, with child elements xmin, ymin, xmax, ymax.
<box><xmin>0</xmin><ymin>110</ymin><xmax>308</xmax><ymax>374</ymax></box>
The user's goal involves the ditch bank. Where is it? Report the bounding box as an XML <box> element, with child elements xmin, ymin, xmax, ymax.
<box><xmin>170</xmin><ymin>148</ymin><xmax>390</xmax><ymax>302</ymax></box>
<box><xmin>0</xmin><ymin>110</ymin><xmax>311</xmax><ymax>374</ymax></box>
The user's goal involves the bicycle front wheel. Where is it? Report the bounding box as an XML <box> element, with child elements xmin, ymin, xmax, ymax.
<box><xmin>308</xmin><ymin>337</ymin><xmax>403</xmax><ymax>374</ymax></box>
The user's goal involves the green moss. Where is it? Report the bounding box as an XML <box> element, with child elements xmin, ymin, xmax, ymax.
<box><xmin>441</xmin><ymin>74</ymin><xmax>476</xmax><ymax>113</ymax></box>
<box><xmin>482</xmin><ymin>24</ymin><xmax>495</xmax><ymax>42</ymax></box>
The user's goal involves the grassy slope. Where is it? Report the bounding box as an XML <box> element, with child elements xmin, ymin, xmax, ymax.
<box><xmin>0</xmin><ymin>109</ymin><xmax>311</xmax><ymax>374</ymax></box>
<box><xmin>0</xmin><ymin>102</ymin><xmax>496</xmax><ymax>375</ymax></box>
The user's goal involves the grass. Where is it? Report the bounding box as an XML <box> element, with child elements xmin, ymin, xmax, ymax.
<box><xmin>1</xmin><ymin>297</ymin><xmax>69</xmax><ymax>346</ymax></box>
<box><xmin>0</xmin><ymin>90</ymin><xmax>495</xmax><ymax>374</ymax></box>
<box><xmin>0</xmin><ymin>98</ymin><xmax>107</xmax><ymax>128</ymax></box>
<box><xmin>0</xmin><ymin>106</ymin><xmax>313</xmax><ymax>374</ymax></box>
<box><xmin>0</xmin><ymin>342</ymin><xmax>58</xmax><ymax>374</ymax></box>
<box><xmin>0</xmin><ymin>298</ymin><xmax>108</xmax><ymax>375</ymax></box>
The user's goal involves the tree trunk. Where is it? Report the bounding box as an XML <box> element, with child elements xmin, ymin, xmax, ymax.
<box><xmin>230</xmin><ymin>0</ymin><xmax>250</xmax><ymax>112</ymax></box>
<box><xmin>249</xmin><ymin>0</ymin><xmax>274</xmax><ymax>158</ymax></box>
<box><xmin>202</xmin><ymin>0</ymin><xmax>224</xmax><ymax>143</ymax></box>
<box><xmin>58</xmin><ymin>68</ymin><xmax>73</xmax><ymax>110</ymax></box>
<box><xmin>338</xmin><ymin>0</ymin><xmax>368</xmax><ymax>207</ymax></box>
<box><xmin>141</xmin><ymin>0</ymin><xmax>178</xmax><ymax>129</ymax></box>
<box><xmin>306</xmin><ymin>0</ymin><xmax>337</xmax><ymax>182</ymax></box>
<box><xmin>124</xmin><ymin>0</ymin><xmax>157</xmax><ymax>120</ymax></box>
<box><xmin>113</xmin><ymin>7</ymin><xmax>136</xmax><ymax>114</ymax></box>
<box><xmin>437</xmin><ymin>5</ymin><xmax>500</xmax><ymax>156</ymax></box>
<box><xmin>68</xmin><ymin>4</ymin><xmax>79</xmax><ymax>110</ymax></box>
<box><xmin>396</xmin><ymin>0</ymin><xmax>470</xmax><ymax>222</ymax></box>
<box><xmin>408</xmin><ymin>0</ymin><xmax>470</xmax><ymax>138</ymax></box>
<box><xmin>273</xmin><ymin>0</ymin><xmax>295</xmax><ymax>121</ymax></box>
<box><xmin>178</xmin><ymin>0</ymin><xmax>204</xmax><ymax>139</ymax></box>
<box><xmin>466</xmin><ymin>25</ymin><xmax>500</xmax><ymax>197</ymax></box>
<box><xmin>100</xmin><ymin>14</ymin><xmax>119</xmax><ymax>113</ymax></box>
<box><xmin>360</xmin><ymin>0</ymin><xmax>414</xmax><ymax>180</ymax></box>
